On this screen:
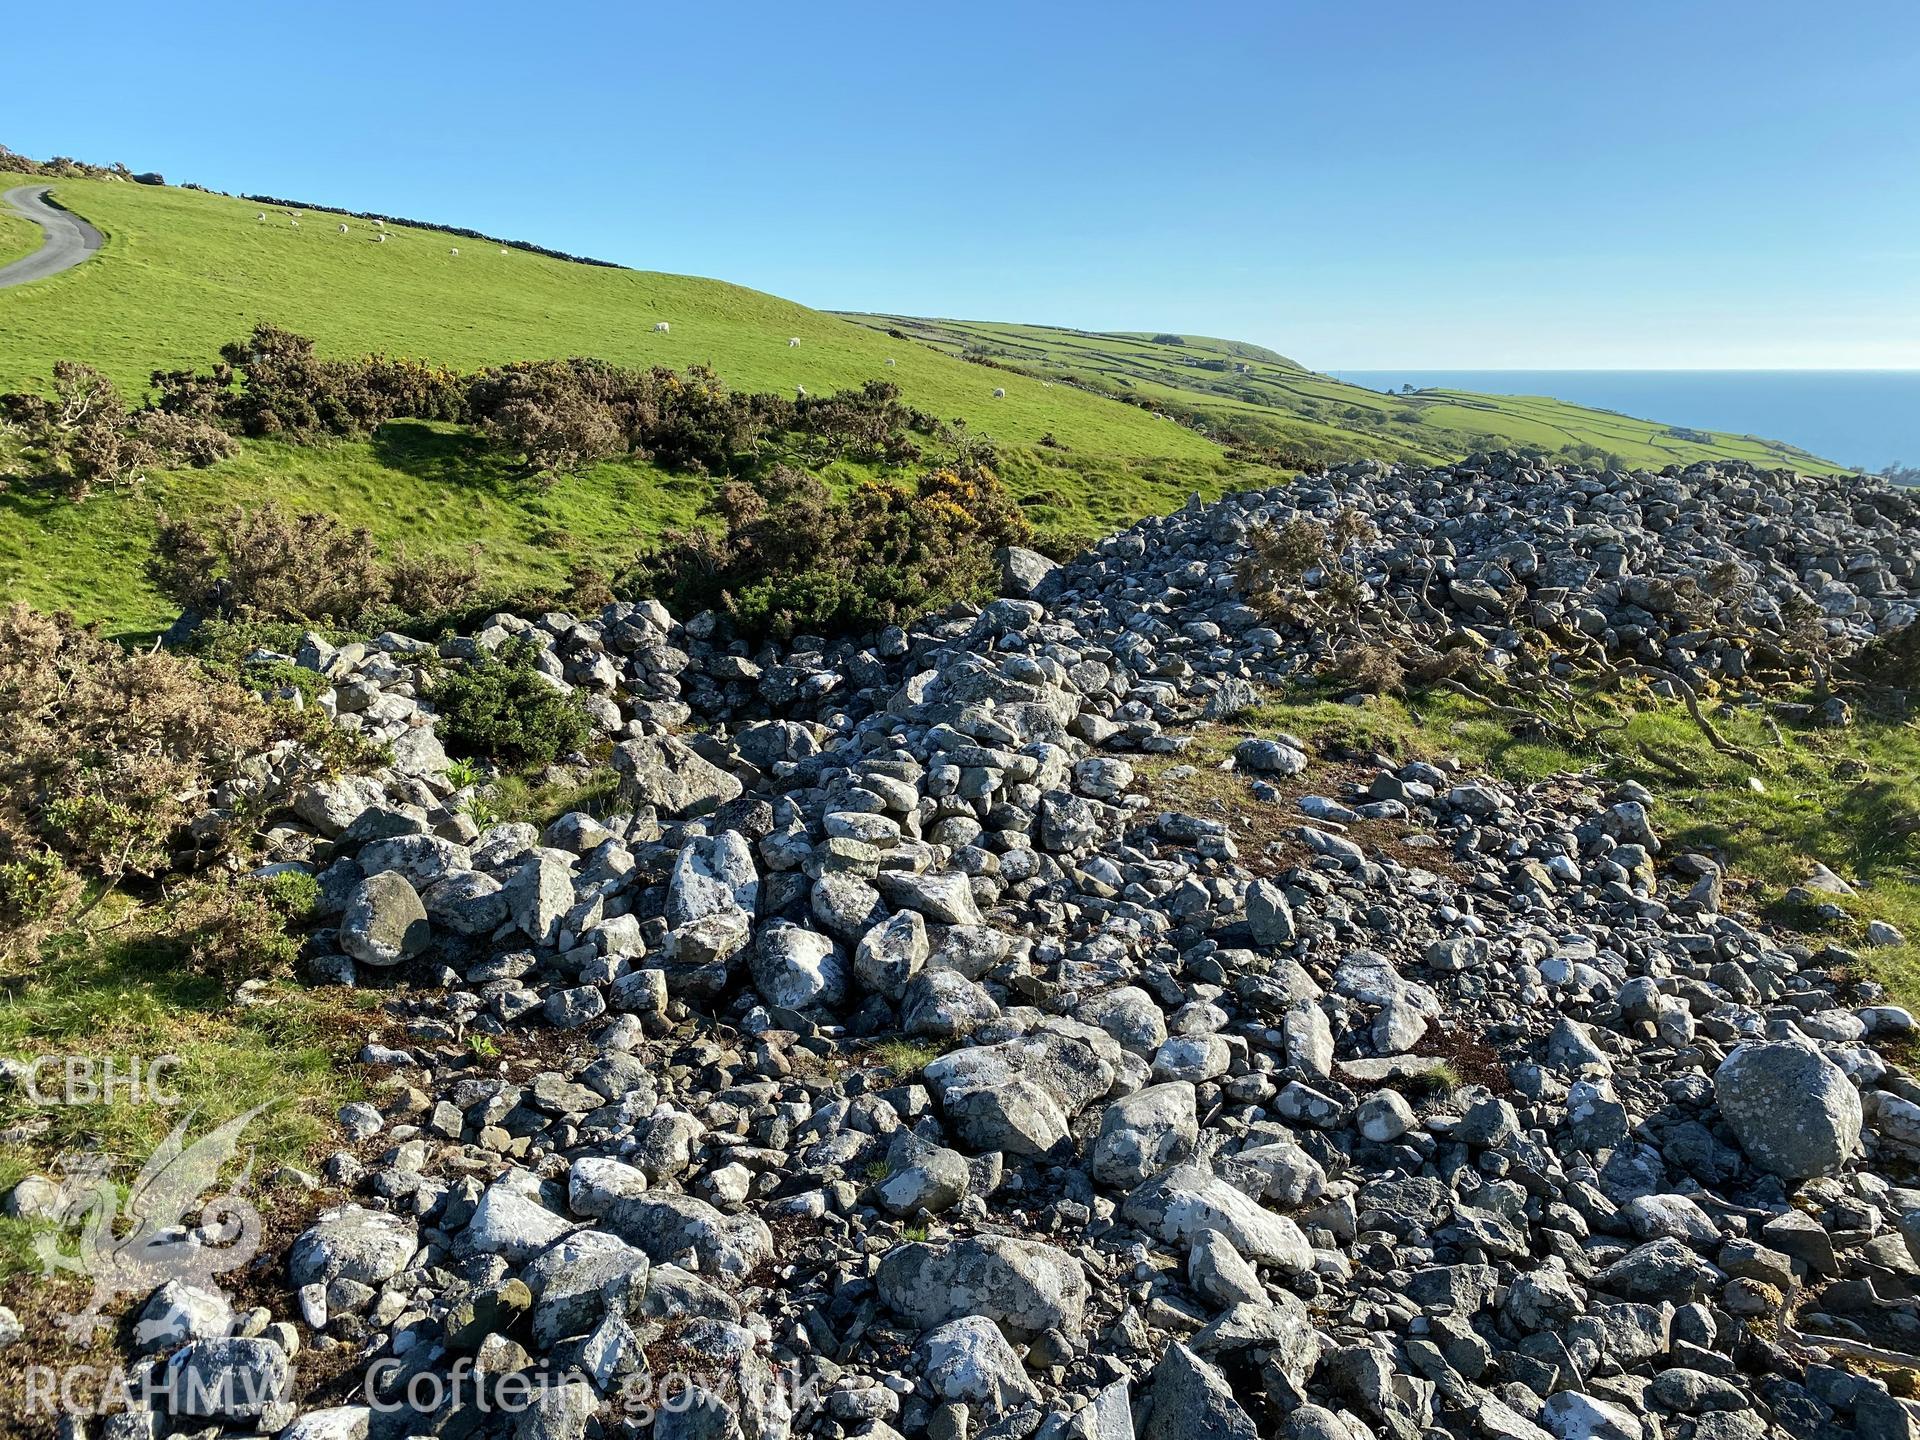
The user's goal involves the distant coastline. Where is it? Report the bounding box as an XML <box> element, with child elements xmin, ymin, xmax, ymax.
<box><xmin>1332</xmin><ymin>370</ymin><xmax>1920</xmax><ymax>474</ymax></box>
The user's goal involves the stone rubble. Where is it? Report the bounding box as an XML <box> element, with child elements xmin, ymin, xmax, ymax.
<box><xmin>28</xmin><ymin>455</ymin><xmax>1920</xmax><ymax>1440</ymax></box>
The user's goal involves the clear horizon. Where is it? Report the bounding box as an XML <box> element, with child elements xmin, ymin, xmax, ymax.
<box><xmin>5</xmin><ymin>1</ymin><xmax>1917</xmax><ymax>371</ymax></box>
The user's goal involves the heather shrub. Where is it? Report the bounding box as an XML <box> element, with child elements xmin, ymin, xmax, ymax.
<box><xmin>429</xmin><ymin>637</ymin><xmax>594</xmax><ymax>766</ymax></box>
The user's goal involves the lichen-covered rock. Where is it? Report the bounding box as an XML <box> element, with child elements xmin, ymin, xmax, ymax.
<box><xmin>1714</xmin><ymin>1041</ymin><xmax>1862</xmax><ymax>1179</ymax></box>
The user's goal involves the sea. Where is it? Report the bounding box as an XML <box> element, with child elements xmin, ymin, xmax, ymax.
<box><xmin>1329</xmin><ymin>370</ymin><xmax>1920</xmax><ymax>476</ymax></box>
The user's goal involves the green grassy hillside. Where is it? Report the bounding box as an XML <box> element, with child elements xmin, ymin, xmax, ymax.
<box><xmin>0</xmin><ymin>179</ymin><xmax>1242</xmax><ymax>630</ymax></box>
<box><xmin>0</xmin><ymin>180</ymin><xmax>1226</xmax><ymax>461</ymax></box>
<box><xmin>0</xmin><ymin>207</ymin><xmax>40</xmax><ymax>269</ymax></box>
<box><xmin>0</xmin><ymin>177</ymin><xmax>1848</xmax><ymax>631</ymax></box>
<box><xmin>842</xmin><ymin>316</ymin><xmax>1844</xmax><ymax>474</ymax></box>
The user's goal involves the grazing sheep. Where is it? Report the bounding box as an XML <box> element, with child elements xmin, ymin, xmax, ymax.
<box><xmin>373</xmin><ymin>233</ymin><xmax>387</xmax><ymax>244</ymax></box>
<box><xmin>992</xmin><ymin>387</ymin><xmax>1006</xmax><ymax>398</ymax></box>
<box><xmin>339</xmin><ymin>223</ymin><xmax>350</xmax><ymax>234</ymax></box>
<box><xmin>883</xmin><ymin>357</ymin><xmax>896</xmax><ymax>368</ymax></box>
<box><xmin>500</xmin><ymin>247</ymin><xmax>509</xmax><ymax>255</ymax></box>
<box><xmin>788</xmin><ymin>337</ymin><xmax>801</xmax><ymax>347</ymax></box>
<box><xmin>256</xmin><ymin>211</ymin><xmax>267</xmax><ymax>221</ymax></box>
<box><xmin>449</xmin><ymin>247</ymin><xmax>459</xmax><ymax>256</ymax></box>
<box><xmin>373</xmin><ymin>219</ymin><xmax>384</xmax><ymax>229</ymax></box>
<box><xmin>795</xmin><ymin>385</ymin><xmax>807</xmax><ymax>399</ymax></box>
<box><xmin>653</xmin><ymin>322</ymin><xmax>670</xmax><ymax>333</ymax></box>
<box><xmin>289</xmin><ymin>218</ymin><xmax>299</xmax><ymax>228</ymax></box>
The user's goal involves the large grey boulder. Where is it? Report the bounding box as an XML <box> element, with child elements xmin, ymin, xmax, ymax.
<box><xmin>996</xmin><ymin>545</ymin><xmax>1062</xmax><ymax>600</ymax></box>
<box><xmin>875</xmin><ymin>869</ymin><xmax>984</xmax><ymax>926</ymax></box>
<box><xmin>876</xmin><ymin>1234</ymin><xmax>1088</xmax><ymax>1337</ymax></box>
<box><xmin>505</xmin><ymin>852</ymin><xmax>574</xmax><ymax>947</ymax></box>
<box><xmin>460</xmin><ymin>1180</ymin><xmax>575</xmax><ymax>1263</ymax></box>
<box><xmin>1137</xmin><ymin>1342</ymin><xmax>1258</xmax><ymax>1440</ymax></box>
<box><xmin>289</xmin><ymin>1205</ymin><xmax>418</xmax><ymax>1288</ymax></box>
<box><xmin>294</xmin><ymin>774</ymin><xmax>387</xmax><ymax>838</ymax></box>
<box><xmin>1078</xmin><ymin>985</ymin><xmax>1168</xmax><ymax>1056</ymax></box>
<box><xmin>666</xmin><ymin>830</ymin><xmax>758</xmax><ymax>926</ymax></box>
<box><xmin>338</xmin><ymin>872</ymin><xmax>429</xmax><ymax>967</ymax></box>
<box><xmin>600</xmin><ymin>1192</ymin><xmax>772</xmax><ymax>1277</ymax></box>
<box><xmin>918</xmin><ymin>1314</ymin><xmax>1038</xmax><ymax>1417</ymax></box>
<box><xmin>611</xmin><ymin>733</ymin><xmax>742</xmax><ymax>818</ymax></box>
<box><xmin>1246</xmin><ymin>878</ymin><xmax>1296</xmax><ymax>946</ymax></box>
<box><xmin>134</xmin><ymin>1280</ymin><xmax>232</xmax><ymax>1354</ymax></box>
<box><xmin>1713</xmin><ymin>1041</ymin><xmax>1862</xmax><ymax>1179</ymax></box>
<box><xmin>876</xmin><ymin>1136</ymin><xmax>971</xmax><ymax>1217</ymax></box>
<box><xmin>923</xmin><ymin>1019</ymin><xmax>1118</xmax><ymax>1155</ymax></box>
<box><xmin>1091</xmin><ymin>1081</ymin><xmax>1197</xmax><ymax>1187</ymax></box>
<box><xmin>163</xmin><ymin>1337</ymin><xmax>290</xmax><ymax>1421</ymax></box>
<box><xmin>903</xmin><ymin>967</ymin><xmax>1003</xmax><ymax>1039</ymax></box>
<box><xmin>749</xmin><ymin>921</ymin><xmax>845</xmax><ymax>1010</ymax></box>
<box><xmin>1122</xmin><ymin>1161</ymin><xmax>1314</xmax><ymax>1272</ymax></box>
<box><xmin>852</xmin><ymin>909</ymin><xmax>928</xmax><ymax>1000</ymax></box>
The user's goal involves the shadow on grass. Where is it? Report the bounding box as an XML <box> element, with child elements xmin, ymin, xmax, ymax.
<box><xmin>368</xmin><ymin>419</ymin><xmax>537</xmax><ymax>496</ymax></box>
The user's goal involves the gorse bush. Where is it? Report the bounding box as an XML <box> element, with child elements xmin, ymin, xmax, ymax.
<box><xmin>0</xmin><ymin>603</ymin><xmax>347</xmax><ymax>952</ymax></box>
<box><xmin>167</xmin><ymin>868</ymin><xmax>320</xmax><ymax>986</ymax></box>
<box><xmin>0</xmin><ymin>361</ymin><xmax>234</xmax><ymax>498</ymax></box>
<box><xmin>629</xmin><ymin>458</ymin><xmax>1031</xmax><ymax>639</ymax></box>
<box><xmin>464</xmin><ymin>358</ymin><xmax>814</xmax><ymax>480</ymax></box>
<box><xmin>429</xmin><ymin>637</ymin><xmax>594</xmax><ymax>766</ymax></box>
<box><xmin>7</xmin><ymin>326</ymin><xmax>940</xmax><ymax>509</ymax></box>
<box><xmin>149</xmin><ymin>501</ymin><xmax>483</xmax><ymax>626</ymax></box>
<box><xmin>215</xmin><ymin>324</ymin><xmax>467</xmax><ymax>441</ymax></box>
<box><xmin>0</xmin><ymin>602</ymin><xmax>384</xmax><ymax>957</ymax></box>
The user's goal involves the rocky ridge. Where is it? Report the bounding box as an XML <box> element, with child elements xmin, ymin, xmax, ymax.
<box><xmin>29</xmin><ymin>455</ymin><xmax>1920</xmax><ymax>1440</ymax></box>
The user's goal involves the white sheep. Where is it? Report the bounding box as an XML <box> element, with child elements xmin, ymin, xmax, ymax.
<box><xmin>373</xmin><ymin>219</ymin><xmax>385</xmax><ymax>230</ymax></box>
<box><xmin>256</xmin><ymin>211</ymin><xmax>266</xmax><ymax>221</ymax></box>
<box><xmin>449</xmin><ymin>247</ymin><xmax>460</xmax><ymax>256</ymax></box>
<box><xmin>289</xmin><ymin>217</ymin><xmax>299</xmax><ymax>228</ymax></box>
<box><xmin>883</xmin><ymin>357</ymin><xmax>896</xmax><ymax>368</ymax></box>
<box><xmin>374</xmin><ymin>233</ymin><xmax>388</xmax><ymax>244</ymax></box>
<box><xmin>653</xmin><ymin>322</ymin><xmax>670</xmax><ymax>333</ymax></box>
<box><xmin>338</xmin><ymin>223</ymin><xmax>350</xmax><ymax>234</ymax></box>
<box><xmin>992</xmin><ymin>387</ymin><xmax>1006</xmax><ymax>399</ymax></box>
<box><xmin>788</xmin><ymin>337</ymin><xmax>801</xmax><ymax>348</ymax></box>
<box><xmin>500</xmin><ymin>247</ymin><xmax>509</xmax><ymax>255</ymax></box>
<box><xmin>795</xmin><ymin>385</ymin><xmax>807</xmax><ymax>399</ymax></box>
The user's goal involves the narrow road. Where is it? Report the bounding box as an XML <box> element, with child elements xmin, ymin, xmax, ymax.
<box><xmin>0</xmin><ymin>183</ymin><xmax>104</xmax><ymax>289</ymax></box>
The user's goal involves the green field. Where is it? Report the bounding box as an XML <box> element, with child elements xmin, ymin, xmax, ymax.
<box><xmin>0</xmin><ymin>206</ymin><xmax>40</xmax><ymax>269</ymax></box>
<box><xmin>0</xmin><ymin>179</ymin><xmax>1247</xmax><ymax>629</ymax></box>
<box><xmin>0</xmin><ymin>177</ymin><xmax>1845</xmax><ymax>631</ymax></box>
<box><xmin>842</xmin><ymin>316</ymin><xmax>1844</xmax><ymax>474</ymax></box>
<box><xmin>0</xmin><ymin>180</ymin><xmax>1220</xmax><ymax>461</ymax></box>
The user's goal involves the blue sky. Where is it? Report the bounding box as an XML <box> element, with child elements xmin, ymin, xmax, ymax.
<box><xmin>6</xmin><ymin>1</ymin><xmax>1917</xmax><ymax>368</ymax></box>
